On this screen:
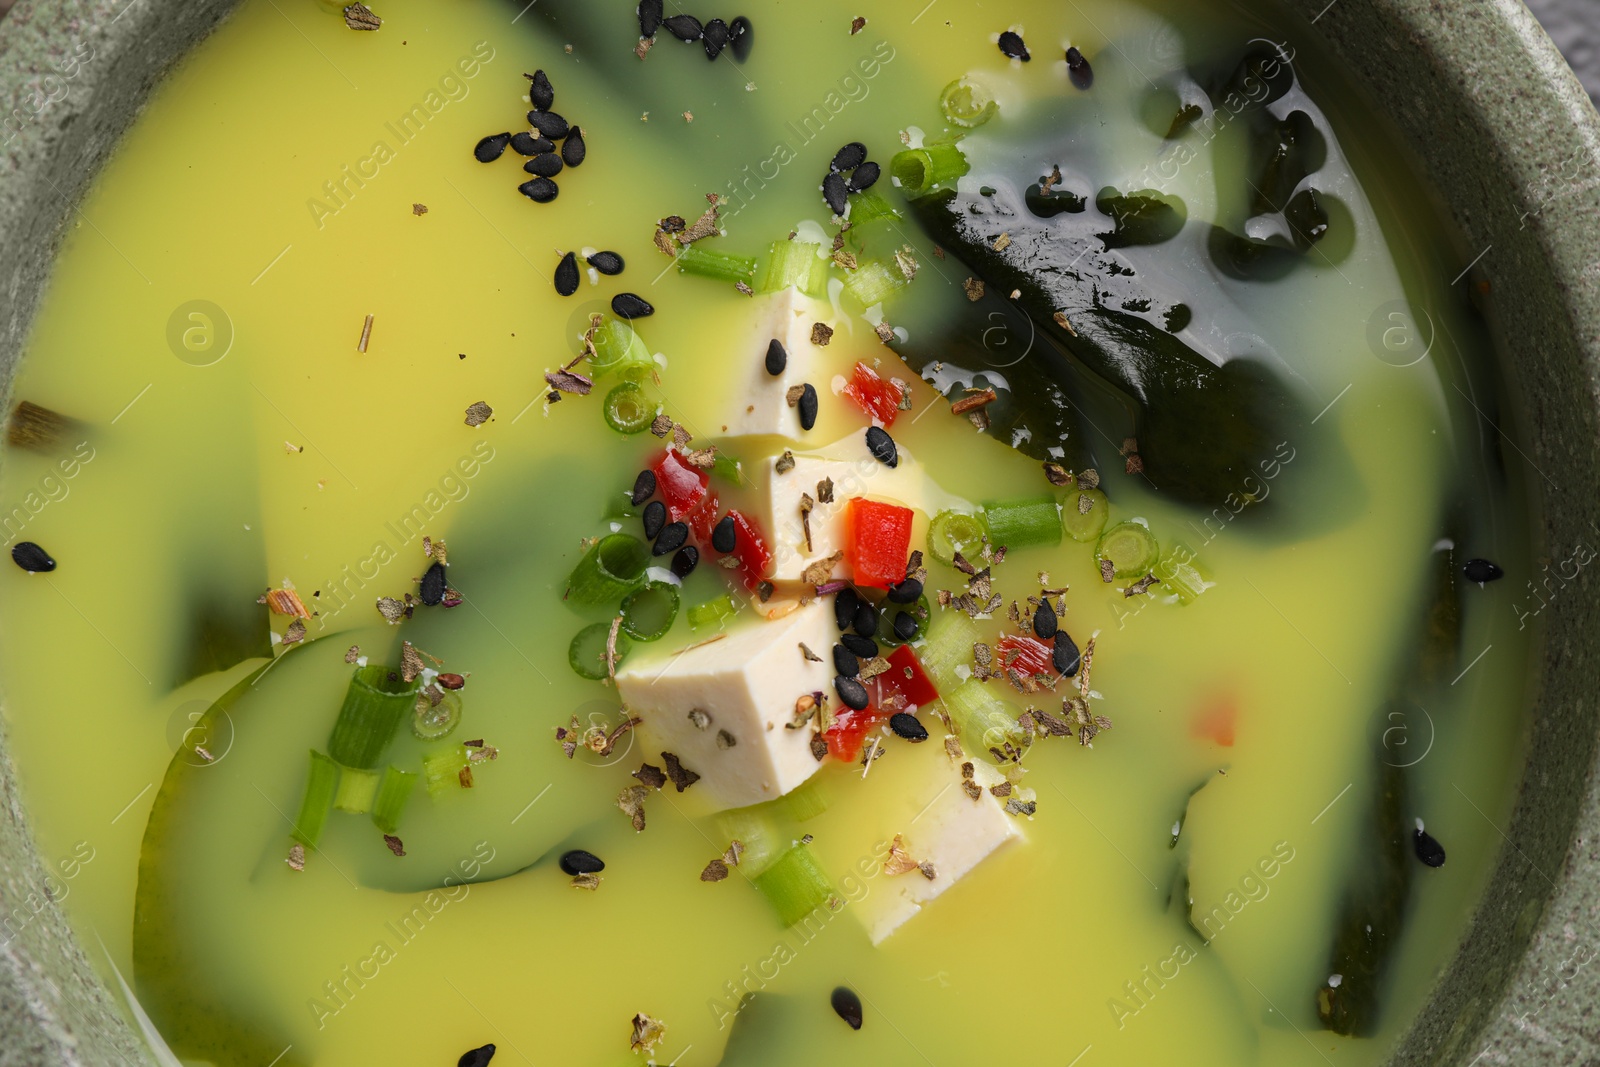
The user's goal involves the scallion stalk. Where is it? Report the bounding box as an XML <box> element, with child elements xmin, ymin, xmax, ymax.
<box><xmin>917</xmin><ymin>610</ymin><xmax>983</xmax><ymax>693</ymax></box>
<box><xmin>291</xmin><ymin>750</ymin><xmax>340</xmax><ymax>848</ymax></box>
<box><xmin>758</xmin><ymin>240</ymin><xmax>827</xmax><ymax>295</ymax></box>
<box><xmin>603</xmin><ymin>381</ymin><xmax>656</xmax><ymax>435</ymax></box>
<box><xmin>1154</xmin><ymin>542</ymin><xmax>1212</xmax><ymax>603</ymax></box>
<box><xmin>333</xmin><ymin>766</ymin><xmax>380</xmax><ymax>814</ymax></box>
<box><xmin>1096</xmin><ymin>521</ymin><xmax>1160</xmax><ymax>578</ymax></box>
<box><xmin>927</xmin><ymin>510</ymin><xmax>988</xmax><ymax>566</ymax></box>
<box><xmin>620</xmin><ymin>581</ymin><xmax>680</xmax><ymax>642</ymax></box>
<box><xmin>890</xmin><ymin>143</ymin><xmax>970</xmax><ymax>199</ymax></box>
<box><xmin>984</xmin><ymin>497</ymin><xmax>1063</xmax><ymax>549</ymax></box>
<box><xmin>942</xmin><ymin>679</ymin><xmax>1025</xmax><ymax>754</ymax></box>
<box><xmin>326</xmin><ymin>665</ymin><xmax>421</xmax><ymax>771</ymax></box>
<box><xmin>782</xmin><ymin>779</ymin><xmax>829</xmax><ymax>823</ymax></box>
<box><xmin>675</xmin><ymin>243</ymin><xmax>759</xmax><ymax>283</ymax></box>
<box><xmin>753</xmin><ymin>843</ymin><xmax>838</xmax><ymax>927</ymax></box>
<box><xmin>714</xmin><ymin>803</ymin><xmax>784</xmax><ymax>877</ymax></box>
<box><xmin>566</xmin><ymin>533</ymin><xmax>651</xmax><ymax>606</ymax></box>
<box><xmin>588</xmin><ymin>317</ymin><xmax>655</xmax><ymax>380</ymax></box>
<box><xmin>422</xmin><ymin>745</ymin><xmax>470</xmax><ymax>799</ymax></box>
<box><xmin>846</xmin><ymin>188</ymin><xmax>902</xmax><ymax>228</ymax></box>
<box><xmin>687</xmin><ymin>593</ymin><xmax>739</xmax><ymax>631</ymax></box>
<box><xmin>569</xmin><ymin>621</ymin><xmax>632</xmax><ymax>680</ymax></box>
<box><xmin>940</xmin><ymin>77</ymin><xmax>998</xmax><ymax>129</ymax></box>
<box><xmin>1061</xmin><ymin>488</ymin><xmax>1109</xmax><ymax>543</ymax></box>
<box><xmin>843</xmin><ymin>259</ymin><xmax>910</xmax><ymax>307</ymax></box>
<box><xmin>371</xmin><ymin>766</ymin><xmax>418</xmax><ymax>834</ymax></box>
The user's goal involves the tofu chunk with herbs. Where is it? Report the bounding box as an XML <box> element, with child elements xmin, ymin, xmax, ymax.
<box><xmin>759</xmin><ymin>436</ymin><xmax>969</xmax><ymax>582</ymax></box>
<box><xmin>721</xmin><ymin>288</ymin><xmax>862</xmax><ymax>443</ymax></box>
<box><xmin>615</xmin><ymin>600</ymin><xmax>836</xmax><ymax>810</ymax></box>
<box><xmin>855</xmin><ymin>759</ymin><xmax>1024</xmax><ymax>944</ymax></box>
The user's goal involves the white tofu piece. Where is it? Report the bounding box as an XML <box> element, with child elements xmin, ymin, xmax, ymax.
<box><xmin>855</xmin><ymin>760</ymin><xmax>1024</xmax><ymax>944</ymax></box>
<box><xmin>759</xmin><ymin>435</ymin><xmax>970</xmax><ymax>582</ymax></box>
<box><xmin>615</xmin><ymin>600</ymin><xmax>835</xmax><ymax>810</ymax></box>
<box><xmin>721</xmin><ymin>288</ymin><xmax>871</xmax><ymax>443</ymax></box>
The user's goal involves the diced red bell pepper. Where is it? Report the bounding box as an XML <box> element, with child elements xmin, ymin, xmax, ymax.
<box><xmin>722</xmin><ymin>509</ymin><xmax>772</xmax><ymax>591</ymax></box>
<box><xmin>685</xmin><ymin>490</ymin><xmax>722</xmax><ymax>545</ymax></box>
<box><xmin>841</xmin><ymin>362</ymin><xmax>905</xmax><ymax>427</ymax></box>
<box><xmin>995</xmin><ymin>633</ymin><xmax>1055</xmax><ymax>677</ymax></box>
<box><xmin>650</xmin><ymin>450</ymin><xmax>709</xmax><ymax>522</ymax></box>
<box><xmin>877</xmin><ymin>645</ymin><xmax>940</xmax><ymax>708</ymax></box>
<box><xmin>823</xmin><ymin>704</ymin><xmax>885</xmax><ymax>762</ymax></box>
<box><xmin>844</xmin><ymin>498</ymin><xmax>913</xmax><ymax>589</ymax></box>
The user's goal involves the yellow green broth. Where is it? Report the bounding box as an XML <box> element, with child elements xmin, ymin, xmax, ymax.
<box><xmin>0</xmin><ymin>0</ymin><xmax>1535</xmax><ymax>1065</ymax></box>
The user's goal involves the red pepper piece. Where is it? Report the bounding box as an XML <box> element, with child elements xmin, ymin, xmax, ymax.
<box><xmin>823</xmin><ymin>704</ymin><xmax>885</xmax><ymax>762</ymax></box>
<box><xmin>878</xmin><ymin>645</ymin><xmax>939</xmax><ymax>708</ymax></box>
<box><xmin>841</xmin><ymin>362</ymin><xmax>905</xmax><ymax>427</ymax></box>
<box><xmin>995</xmin><ymin>633</ymin><xmax>1055</xmax><ymax>677</ymax></box>
<box><xmin>685</xmin><ymin>490</ymin><xmax>722</xmax><ymax>545</ymax></box>
<box><xmin>845</xmin><ymin>498</ymin><xmax>914</xmax><ymax>589</ymax></box>
<box><xmin>650</xmin><ymin>451</ymin><xmax>709</xmax><ymax>522</ymax></box>
<box><xmin>723</xmin><ymin>509</ymin><xmax>772</xmax><ymax>591</ymax></box>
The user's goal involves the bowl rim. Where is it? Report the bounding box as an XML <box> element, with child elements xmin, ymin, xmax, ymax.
<box><xmin>1</xmin><ymin>0</ymin><xmax>1599</xmax><ymax>1064</ymax></box>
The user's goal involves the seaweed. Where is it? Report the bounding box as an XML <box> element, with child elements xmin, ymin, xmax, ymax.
<box><xmin>1314</xmin><ymin>756</ymin><xmax>1411</xmax><ymax>1036</ymax></box>
<box><xmin>897</xmin><ymin>179</ymin><xmax>1312</xmax><ymax>510</ymax></box>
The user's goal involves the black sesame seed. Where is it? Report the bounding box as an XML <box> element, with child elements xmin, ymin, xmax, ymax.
<box><xmin>561</xmin><ymin>126</ymin><xmax>586</xmax><ymax>167</ymax></box>
<box><xmin>831</xmin><ymin>986</ymin><xmax>863</xmax><ymax>1030</ymax></box>
<box><xmin>588</xmin><ymin>250</ymin><xmax>624</xmax><ymax>275</ymax></box>
<box><xmin>518</xmin><ymin>177</ymin><xmax>559</xmax><ymax>203</ymax></box>
<box><xmin>998</xmin><ymin>30</ymin><xmax>1030</xmax><ymax>60</ymax></box>
<box><xmin>798</xmin><ymin>383</ymin><xmax>819</xmax><ymax>430</ymax></box>
<box><xmin>554</xmin><ymin>251</ymin><xmax>580</xmax><ymax>296</ymax></box>
<box><xmin>653</xmin><ymin>521</ymin><xmax>688</xmax><ymax>556</ymax></box>
<box><xmin>831</xmin><ymin>142</ymin><xmax>868</xmax><ymax>173</ymax></box>
<box><xmin>630</xmin><ymin>469</ymin><xmax>656</xmax><ymax>505</ymax></box>
<box><xmin>1053</xmin><ymin>632</ymin><xmax>1081</xmax><ymax>676</ymax></box>
<box><xmin>1033</xmin><ymin>599</ymin><xmax>1058</xmax><ymax>640</ymax></box>
<box><xmin>840</xmin><ymin>633</ymin><xmax>878</xmax><ymax>658</ymax></box>
<box><xmin>524</xmin><ymin>153</ymin><xmax>564</xmax><ymax>178</ymax></box>
<box><xmin>526</xmin><ymin>110</ymin><xmax>570</xmax><ymax>139</ymax></box>
<box><xmin>612</xmin><ymin>292</ymin><xmax>655</xmax><ymax>319</ymax></box>
<box><xmin>865</xmin><ymin>426</ymin><xmax>898</xmax><ymax>467</ymax></box>
<box><xmin>835</xmin><ymin>675</ymin><xmax>870</xmax><ymax>711</ymax></box>
<box><xmin>853</xmin><ymin>600</ymin><xmax>880</xmax><ymax>638</ymax></box>
<box><xmin>847</xmin><ymin>160</ymin><xmax>881</xmax><ymax>193</ymax></box>
<box><xmin>712</xmin><ymin>514</ymin><xmax>737</xmax><ymax>554</ymax></box>
<box><xmin>559</xmin><ymin>849</ymin><xmax>605</xmax><ymax>875</ymax></box>
<box><xmin>889</xmin><ymin>712</ymin><xmax>929</xmax><ymax>742</ymax></box>
<box><xmin>473</xmin><ymin>133</ymin><xmax>510</xmax><ymax>162</ymax></box>
<box><xmin>420</xmin><ymin>561</ymin><xmax>447</xmax><ymax>605</ymax></box>
<box><xmin>663</xmin><ymin>13</ymin><xmax>702</xmax><ymax>40</ymax></box>
<box><xmin>891</xmin><ymin>610</ymin><xmax>919</xmax><ymax>642</ymax></box>
<box><xmin>1414</xmin><ymin>827</ymin><xmax>1446</xmax><ymax>868</ymax></box>
<box><xmin>822</xmin><ymin>171</ymin><xmax>850</xmax><ymax>215</ymax></box>
<box><xmin>832</xmin><ymin>644</ymin><xmax>860</xmax><ymax>678</ymax></box>
<box><xmin>10</xmin><ymin>541</ymin><xmax>55</xmax><ymax>573</ymax></box>
<box><xmin>529</xmin><ymin>69</ymin><xmax>554</xmax><ymax>110</ymax></box>
<box><xmin>834</xmin><ymin>587</ymin><xmax>861</xmax><ymax>630</ymax></box>
<box><xmin>509</xmin><ymin>132</ymin><xmax>553</xmax><ymax>156</ymax></box>
<box><xmin>729</xmin><ymin>15</ymin><xmax>754</xmax><ymax>61</ymax></box>
<box><xmin>1066</xmin><ymin>46</ymin><xmax>1094</xmax><ymax>89</ymax></box>
<box><xmin>458</xmin><ymin>1043</ymin><xmax>497</xmax><ymax>1067</ymax></box>
<box><xmin>642</xmin><ymin>500</ymin><xmax>667</xmax><ymax>540</ymax></box>
<box><xmin>887</xmin><ymin>577</ymin><xmax>922</xmax><ymax>604</ymax></box>
<box><xmin>638</xmin><ymin>0</ymin><xmax>663</xmax><ymax>38</ymax></box>
<box><xmin>1463</xmin><ymin>558</ymin><xmax>1504</xmax><ymax>584</ymax></box>
<box><xmin>671</xmin><ymin>545</ymin><xmax>700</xmax><ymax>578</ymax></box>
<box><xmin>765</xmin><ymin>338</ymin><xmax>788</xmax><ymax>376</ymax></box>
<box><xmin>703</xmin><ymin>17</ymin><xmax>730</xmax><ymax>59</ymax></box>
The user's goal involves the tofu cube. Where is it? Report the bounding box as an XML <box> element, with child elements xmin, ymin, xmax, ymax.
<box><xmin>615</xmin><ymin>600</ymin><xmax>836</xmax><ymax>810</ymax></box>
<box><xmin>856</xmin><ymin>760</ymin><xmax>1024</xmax><ymax>944</ymax></box>
<box><xmin>759</xmin><ymin>435</ymin><xmax>969</xmax><ymax>582</ymax></box>
<box><xmin>720</xmin><ymin>288</ymin><xmax>868</xmax><ymax>443</ymax></box>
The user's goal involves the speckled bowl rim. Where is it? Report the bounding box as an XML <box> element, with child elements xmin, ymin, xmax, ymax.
<box><xmin>2</xmin><ymin>1</ymin><xmax>1599</xmax><ymax>1064</ymax></box>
